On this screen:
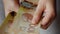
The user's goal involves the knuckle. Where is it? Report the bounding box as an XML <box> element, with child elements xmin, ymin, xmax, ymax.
<box><xmin>52</xmin><ymin>12</ymin><xmax>56</xmax><ymax>18</ymax></box>
<box><xmin>51</xmin><ymin>10</ymin><xmax>56</xmax><ymax>18</ymax></box>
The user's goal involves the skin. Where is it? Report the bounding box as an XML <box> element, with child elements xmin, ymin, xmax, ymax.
<box><xmin>3</xmin><ymin>0</ymin><xmax>56</xmax><ymax>29</ymax></box>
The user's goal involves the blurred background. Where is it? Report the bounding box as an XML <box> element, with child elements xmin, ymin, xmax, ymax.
<box><xmin>0</xmin><ymin>0</ymin><xmax>60</xmax><ymax>34</ymax></box>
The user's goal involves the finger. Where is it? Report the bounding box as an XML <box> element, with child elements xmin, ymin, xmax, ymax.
<box><xmin>31</xmin><ymin>0</ymin><xmax>46</xmax><ymax>25</ymax></box>
<box><xmin>41</xmin><ymin>10</ymin><xmax>54</xmax><ymax>29</ymax></box>
<box><xmin>41</xmin><ymin>2</ymin><xmax>55</xmax><ymax>29</ymax></box>
<box><xmin>3</xmin><ymin>0</ymin><xmax>19</xmax><ymax>17</ymax></box>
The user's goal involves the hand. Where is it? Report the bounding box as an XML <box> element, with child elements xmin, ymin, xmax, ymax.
<box><xmin>3</xmin><ymin>0</ymin><xmax>19</xmax><ymax>17</ymax></box>
<box><xmin>31</xmin><ymin>0</ymin><xmax>56</xmax><ymax>29</ymax></box>
<box><xmin>3</xmin><ymin>0</ymin><xmax>56</xmax><ymax>29</ymax></box>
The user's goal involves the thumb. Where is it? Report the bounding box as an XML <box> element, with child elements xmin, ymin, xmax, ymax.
<box><xmin>3</xmin><ymin>0</ymin><xmax>19</xmax><ymax>17</ymax></box>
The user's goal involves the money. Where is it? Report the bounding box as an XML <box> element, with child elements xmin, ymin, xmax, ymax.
<box><xmin>0</xmin><ymin>0</ymin><xmax>41</xmax><ymax>34</ymax></box>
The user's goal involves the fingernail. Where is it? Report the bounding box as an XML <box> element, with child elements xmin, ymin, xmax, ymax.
<box><xmin>10</xmin><ymin>11</ymin><xmax>16</xmax><ymax>17</ymax></box>
<box><xmin>41</xmin><ymin>22</ymin><xmax>49</xmax><ymax>29</ymax></box>
<box><xmin>30</xmin><ymin>24</ymin><xmax>36</xmax><ymax>27</ymax></box>
<box><xmin>41</xmin><ymin>25</ymin><xmax>47</xmax><ymax>30</ymax></box>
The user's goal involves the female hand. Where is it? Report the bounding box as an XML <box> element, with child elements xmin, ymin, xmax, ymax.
<box><xmin>31</xmin><ymin>0</ymin><xmax>56</xmax><ymax>29</ymax></box>
<box><xmin>3</xmin><ymin>0</ymin><xmax>56</xmax><ymax>29</ymax></box>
